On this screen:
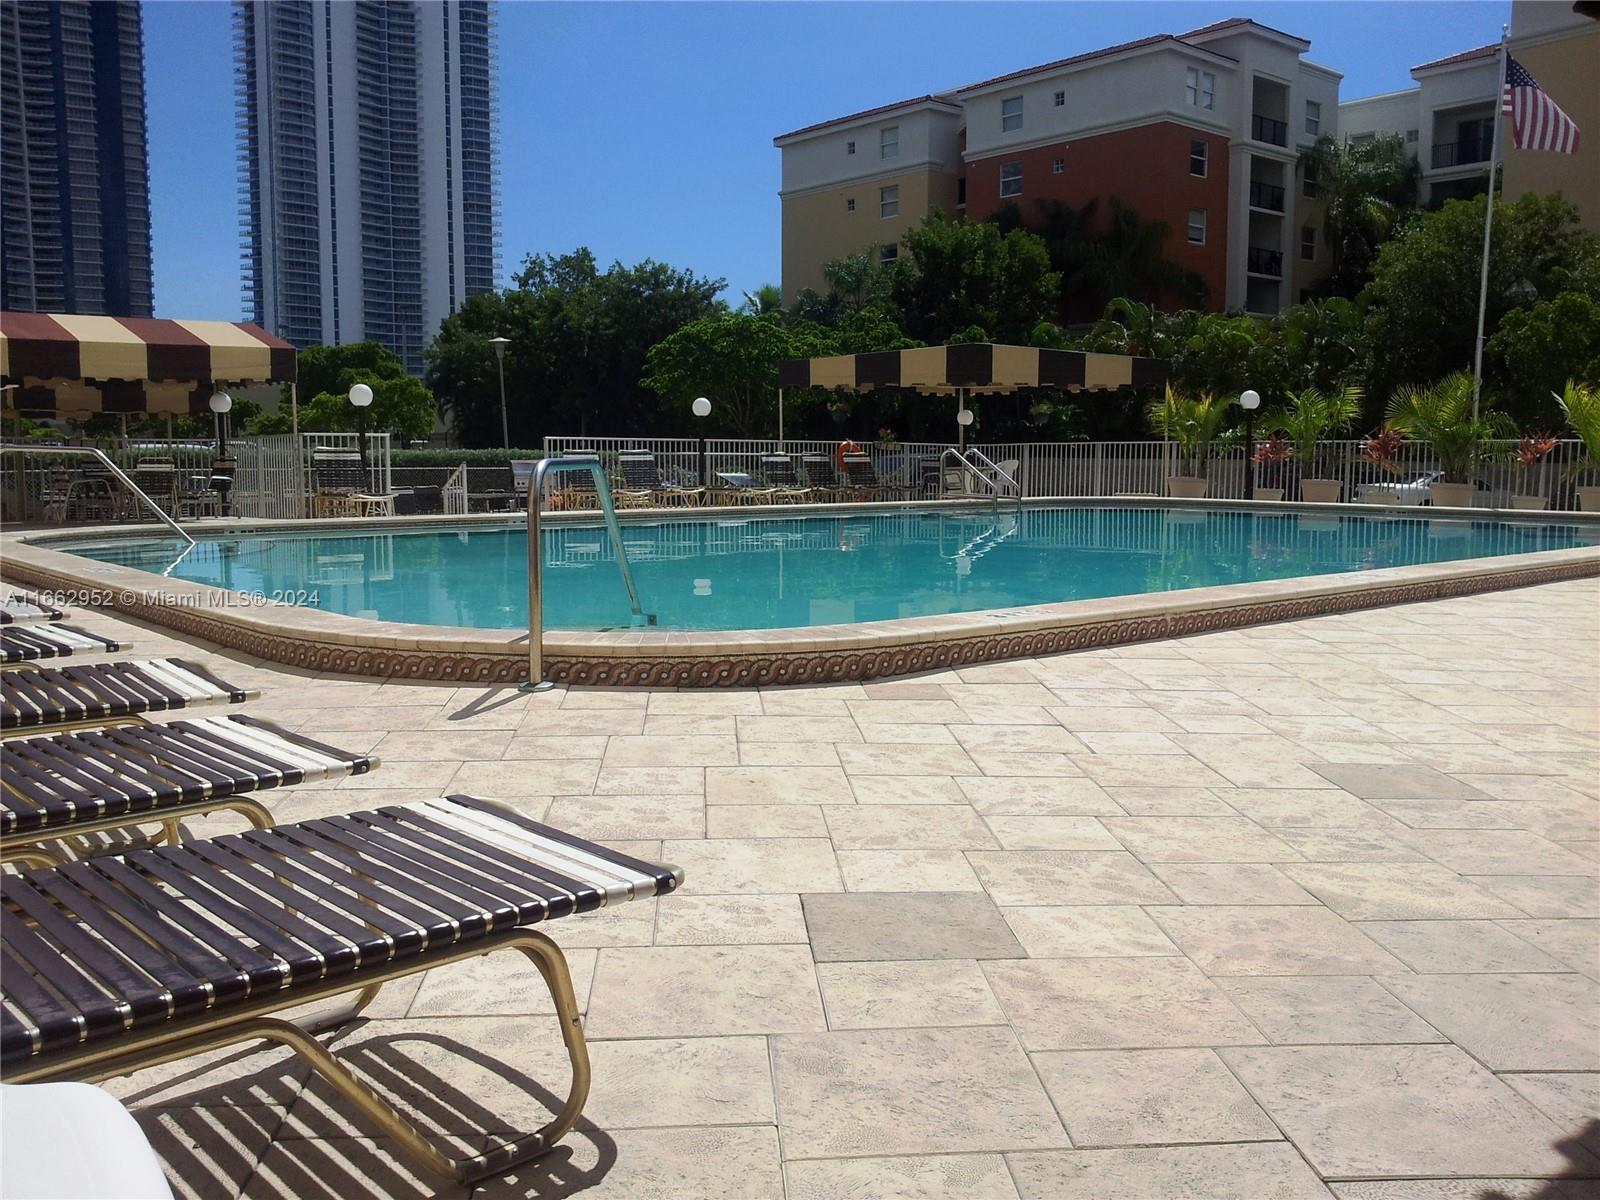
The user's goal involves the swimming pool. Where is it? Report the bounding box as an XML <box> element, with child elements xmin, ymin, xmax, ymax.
<box><xmin>61</xmin><ymin>505</ymin><xmax>1589</xmax><ymax>633</ymax></box>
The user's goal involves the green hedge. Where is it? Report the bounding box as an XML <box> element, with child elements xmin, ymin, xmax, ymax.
<box><xmin>391</xmin><ymin>447</ymin><xmax>543</xmax><ymax>467</ymax></box>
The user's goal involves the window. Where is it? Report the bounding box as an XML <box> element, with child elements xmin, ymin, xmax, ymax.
<box><xmin>1406</xmin><ymin>128</ymin><xmax>1419</xmax><ymax>143</ymax></box>
<box><xmin>1185</xmin><ymin>67</ymin><xmax>1215</xmax><ymax>110</ymax></box>
<box><xmin>1304</xmin><ymin>100</ymin><xmax>1321</xmax><ymax>137</ymax></box>
<box><xmin>1000</xmin><ymin>161</ymin><xmax>1023</xmax><ymax>197</ymax></box>
<box><xmin>1187</xmin><ymin>207</ymin><xmax>1206</xmax><ymax>245</ymax></box>
<box><xmin>1302</xmin><ymin>160</ymin><xmax>1319</xmax><ymax>199</ymax></box>
<box><xmin>957</xmin><ymin>176</ymin><xmax>966</xmax><ymax>206</ymax></box>
<box><xmin>1053</xmin><ymin>90</ymin><xmax>1065</xmax><ymax>106</ymax></box>
<box><xmin>1052</xmin><ymin>157</ymin><xmax>1064</xmax><ymax>174</ymax></box>
<box><xmin>1001</xmin><ymin>96</ymin><xmax>1023</xmax><ymax>132</ymax></box>
<box><xmin>1301</xmin><ymin>225</ymin><xmax>1316</xmax><ymax>260</ymax></box>
<box><xmin>1189</xmin><ymin>139</ymin><xmax>1208</xmax><ymax>177</ymax></box>
<box><xmin>879</xmin><ymin>185</ymin><xmax>899</xmax><ymax>219</ymax></box>
<box><xmin>846</xmin><ymin>140</ymin><xmax>855</xmax><ymax>155</ymax></box>
<box><xmin>880</xmin><ymin>125</ymin><xmax>898</xmax><ymax>160</ymax></box>
<box><xmin>880</xmin><ymin>244</ymin><xmax>898</xmax><ymax>265</ymax></box>
<box><xmin>846</xmin><ymin>198</ymin><xmax>855</xmax><ymax>212</ymax></box>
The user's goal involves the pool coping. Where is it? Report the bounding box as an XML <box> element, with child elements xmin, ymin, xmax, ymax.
<box><xmin>4</xmin><ymin>498</ymin><xmax>1598</xmax><ymax>687</ymax></box>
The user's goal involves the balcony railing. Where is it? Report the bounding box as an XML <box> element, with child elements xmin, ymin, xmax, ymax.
<box><xmin>1246</xmin><ymin>246</ymin><xmax>1283</xmax><ymax>277</ymax></box>
<box><xmin>1431</xmin><ymin>136</ymin><xmax>1494</xmax><ymax>169</ymax></box>
<box><xmin>1251</xmin><ymin>114</ymin><xmax>1288</xmax><ymax>146</ymax></box>
<box><xmin>1248</xmin><ymin>181</ymin><xmax>1285</xmax><ymax>212</ymax></box>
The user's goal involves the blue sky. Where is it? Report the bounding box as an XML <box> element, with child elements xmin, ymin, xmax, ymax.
<box><xmin>144</xmin><ymin>0</ymin><xmax>1510</xmax><ymax>320</ymax></box>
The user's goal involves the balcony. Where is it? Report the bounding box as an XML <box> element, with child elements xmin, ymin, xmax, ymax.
<box><xmin>1247</xmin><ymin>246</ymin><xmax>1283</xmax><ymax>277</ymax></box>
<box><xmin>1251</xmin><ymin>114</ymin><xmax>1288</xmax><ymax>147</ymax></box>
<box><xmin>1431</xmin><ymin>136</ymin><xmax>1493</xmax><ymax>170</ymax></box>
<box><xmin>1248</xmin><ymin>181</ymin><xmax>1285</xmax><ymax>212</ymax></box>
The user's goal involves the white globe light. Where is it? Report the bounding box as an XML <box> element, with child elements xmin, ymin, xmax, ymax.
<box><xmin>208</xmin><ymin>391</ymin><xmax>232</xmax><ymax>414</ymax></box>
<box><xmin>957</xmin><ymin>408</ymin><xmax>974</xmax><ymax>427</ymax></box>
<box><xmin>1239</xmin><ymin>389</ymin><xmax>1261</xmax><ymax>411</ymax></box>
<box><xmin>348</xmin><ymin>382</ymin><xmax>374</xmax><ymax>408</ymax></box>
<box><xmin>691</xmin><ymin>396</ymin><xmax>712</xmax><ymax>418</ymax></box>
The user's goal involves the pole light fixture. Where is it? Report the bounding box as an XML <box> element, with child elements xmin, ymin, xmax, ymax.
<box><xmin>208</xmin><ymin>391</ymin><xmax>233</xmax><ymax>457</ymax></box>
<box><xmin>1239</xmin><ymin>389</ymin><xmax>1261</xmax><ymax>499</ymax></box>
<box><xmin>692</xmin><ymin>396</ymin><xmax>712</xmax><ymax>485</ymax></box>
<box><xmin>349</xmin><ymin>382</ymin><xmax>374</xmax><ymax>475</ymax></box>
<box><xmin>488</xmin><ymin>336</ymin><xmax>511</xmax><ymax>449</ymax></box>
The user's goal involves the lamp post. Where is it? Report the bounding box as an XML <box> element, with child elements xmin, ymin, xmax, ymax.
<box><xmin>489</xmin><ymin>336</ymin><xmax>511</xmax><ymax>449</ymax></box>
<box><xmin>209</xmin><ymin>391</ymin><xmax>234</xmax><ymax>515</ymax></box>
<box><xmin>349</xmin><ymin>382</ymin><xmax>373</xmax><ymax>483</ymax></box>
<box><xmin>692</xmin><ymin>395</ymin><xmax>712</xmax><ymax>489</ymax></box>
<box><xmin>208</xmin><ymin>390</ymin><xmax>232</xmax><ymax>457</ymax></box>
<box><xmin>957</xmin><ymin>402</ymin><xmax>974</xmax><ymax>451</ymax></box>
<box><xmin>1238</xmin><ymin>389</ymin><xmax>1261</xmax><ymax>500</ymax></box>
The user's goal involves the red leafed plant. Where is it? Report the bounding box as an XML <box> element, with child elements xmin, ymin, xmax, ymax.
<box><xmin>1361</xmin><ymin>425</ymin><xmax>1407</xmax><ymax>477</ymax></box>
<box><xmin>1516</xmin><ymin>432</ymin><xmax>1559</xmax><ymax>466</ymax></box>
<box><xmin>1251</xmin><ymin>432</ymin><xmax>1291</xmax><ymax>487</ymax></box>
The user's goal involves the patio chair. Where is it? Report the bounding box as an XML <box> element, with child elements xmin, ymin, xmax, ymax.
<box><xmin>131</xmin><ymin>460</ymin><xmax>179</xmax><ymax>516</ymax></box>
<box><xmin>618</xmin><ymin>451</ymin><xmax>704</xmax><ymax>508</ymax></box>
<box><xmin>1</xmin><ymin>658</ymin><xmax>258</xmax><ymax>732</ymax></box>
<box><xmin>840</xmin><ymin>452</ymin><xmax>893</xmax><ymax>500</ymax></box>
<box><xmin>712</xmin><ymin>471</ymin><xmax>778</xmax><ymax>506</ymax></box>
<box><xmin>1</xmin><ymin>712</ymin><xmax>373</xmax><ymax>867</ymax></box>
<box><xmin>1</xmin><ymin>624</ymin><xmax>127</xmax><ymax>664</ymax></box>
<box><xmin>801</xmin><ymin>454</ymin><xmax>846</xmax><ymax>502</ymax></box>
<box><xmin>759</xmin><ymin>454</ymin><xmax>813</xmax><ymax>504</ymax></box>
<box><xmin>311</xmin><ymin>450</ymin><xmax>367</xmax><ymax>517</ymax></box>
<box><xmin>0</xmin><ymin>794</ymin><xmax>683</xmax><ymax>1185</ymax></box>
<box><xmin>1</xmin><ymin>593</ymin><xmax>67</xmax><ymax>626</ymax></box>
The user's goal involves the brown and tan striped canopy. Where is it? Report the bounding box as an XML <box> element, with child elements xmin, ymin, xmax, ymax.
<box><xmin>777</xmin><ymin>342</ymin><xmax>1166</xmax><ymax>395</ymax></box>
<box><xmin>0</xmin><ymin>312</ymin><xmax>297</xmax><ymax>418</ymax></box>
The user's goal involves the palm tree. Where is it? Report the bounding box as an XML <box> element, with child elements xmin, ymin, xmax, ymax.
<box><xmin>1299</xmin><ymin>133</ymin><xmax>1422</xmax><ymax>297</ymax></box>
<box><xmin>1385</xmin><ymin>372</ymin><xmax>1514</xmax><ymax>483</ymax></box>
<box><xmin>1265</xmin><ymin>384</ymin><xmax>1363</xmax><ymax>480</ymax></box>
<box><xmin>1032</xmin><ymin>198</ymin><xmax>1207</xmax><ymax>318</ymax></box>
<box><xmin>741</xmin><ymin>284</ymin><xmax>784</xmax><ymax>316</ymax></box>
<box><xmin>1146</xmin><ymin>385</ymin><xmax>1237</xmax><ymax>479</ymax></box>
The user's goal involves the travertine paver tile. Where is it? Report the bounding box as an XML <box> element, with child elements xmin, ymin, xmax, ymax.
<box><xmin>1101</xmin><ymin>816</ymin><xmax>1302</xmax><ymax>863</ymax></box>
<box><xmin>647</xmin><ymin>691</ymin><xmax>762</xmax><ymax>714</ymax></box>
<box><xmin>1000</xmin><ymin>905</ymin><xmax>1180</xmax><ymax>958</ymax></box>
<box><xmin>824</xmin><ymin>805</ymin><xmax>998</xmax><ymax>850</ymax></box>
<box><xmin>982</xmin><ymin>957</ymin><xmax>1260</xmax><ymax>1050</ymax></box>
<box><xmin>785</xmin><ymin>1154</ymin><xmax>1021</xmax><ymax>1200</ymax></box>
<box><xmin>1468</xmin><ymin>873</ymin><xmax>1600</xmax><ymax>917</ymax></box>
<box><xmin>1031</xmin><ymin>1048</ymin><xmax>1279</xmax><ymax>1146</ymax></box>
<box><xmin>1005</xmin><ymin>1143</ymin><xmax>1331</xmax><ymax>1200</ymax></box>
<box><xmin>967</xmin><ymin>850</ymin><xmax>1177</xmax><ymax>906</ymax></box>
<box><xmin>652</xmin><ymin>893</ymin><xmax>808</xmax><ymax>945</ymax></box>
<box><xmin>1499</xmin><ymin>1073</ymin><xmax>1600</xmax><ymax>1156</ymax></box>
<box><xmin>1357</xmin><ymin>919</ymin><xmax>1571</xmax><ymax>973</ymax></box>
<box><xmin>448</xmin><ymin>758</ymin><xmax>599</xmax><ymax>796</ymax></box>
<box><xmin>816</xmin><ymin>959</ymin><xmax>1007</xmax><ymax>1029</ymax></box>
<box><xmin>499</xmin><ymin>734</ymin><xmax>609</xmax><ymax>760</ymax></box>
<box><xmin>1409</xmin><ymin>829</ymin><xmax>1600</xmax><ymax>875</ymax></box>
<box><xmin>847</xmin><ymin>775</ymin><xmax>969</xmax><ymax>804</ymax></box>
<box><xmin>1307</xmin><ymin>762</ymin><xmax>1493</xmax><ymax>799</ymax></box>
<box><xmin>601</xmin><ymin>734</ymin><xmax>738</xmax><ymax>766</ymax></box>
<box><xmin>735</xmin><ymin>715</ymin><xmax>862</xmax><ymax>742</ymax></box>
<box><xmin>474</xmin><ymin>1126</ymin><xmax>785</xmax><ymax>1200</ymax></box>
<box><xmin>1149</xmin><ymin>905</ymin><xmax>1407</xmax><ymax>975</ymax></box>
<box><xmin>737</xmin><ymin>740</ymin><xmax>841</xmax><ymax>765</ymax></box>
<box><xmin>838</xmin><ymin>849</ymin><xmax>984</xmax><ymax>891</ymax></box>
<box><xmin>1072</xmin><ymin>754</ymin><xmax>1234</xmax><ymax>788</ymax></box>
<box><xmin>855</xmin><ymin>723</ymin><xmax>959</xmax><ymax>745</ymax></box>
<box><xmin>837</xmin><ymin>744</ymin><xmax>981</xmax><ymax>775</ymax></box>
<box><xmin>1149</xmin><ymin>862</ymin><xmax>1319</xmax><ymax>905</ymax></box>
<box><xmin>950</xmin><ymin>724</ymin><xmax>1089</xmax><ymax>754</ymax></box>
<box><xmin>845</xmin><ymin>698</ymin><xmax>968</xmax><ymax>724</ymax></box>
<box><xmin>704</xmin><ymin>765</ymin><xmax>853</xmax><ymax>804</ymax></box>
<box><xmin>771</xmin><ymin>1026</ymin><xmax>1068</xmax><ymax>1158</ymax></box>
<box><xmin>1329</xmin><ymin>1181</ymin><xmax>1586</xmax><ymax>1200</ymax></box>
<box><xmin>1219</xmin><ymin>787</ymin><xmax>1394</xmax><ymax>828</ymax></box>
<box><xmin>1220</xmin><ymin>1044</ymin><xmax>1581</xmax><ymax>1178</ymax></box>
<box><xmin>1218</xmin><ymin>976</ymin><xmax>1444</xmax><ymax>1045</ymax></box>
<box><xmin>664</xmin><ymin>837</ymin><xmax>841</xmax><ymax>894</ymax></box>
<box><xmin>335</xmin><ymin>760</ymin><xmax>462</xmax><ymax>790</ymax></box>
<box><xmin>542</xmin><ymin>793</ymin><xmax>703</xmax><ymax>840</ymax></box>
<box><xmin>803</xmin><ymin>892</ymin><xmax>1025</xmax><ymax>962</ymax></box>
<box><xmin>967</xmin><ymin>751</ymin><xmax>1087</xmax><ymax>777</ymax></box>
<box><xmin>1270</xmin><ymin>828</ymin><xmax>1430</xmax><ymax>862</ymax></box>
<box><xmin>584</xmin><ymin>945</ymin><xmax>825</xmax><ymax>1037</ymax></box>
<box><xmin>1380</xmin><ymin>973</ymin><xmax>1600</xmax><ymax>1070</ymax></box>
<box><xmin>1497</xmin><ymin>917</ymin><xmax>1600</xmax><ymax>978</ymax></box>
<box><xmin>640</xmin><ymin>714</ymin><xmax>735</xmax><ymax>736</ymax></box>
<box><xmin>514</xmin><ymin>709</ymin><xmax>644</xmax><ymax>736</ymax></box>
<box><xmin>1048</xmin><ymin>706</ymin><xmax>1183</xmax><ymax>732</ymax></box>
<box><xmin>408</xmin><ymin>950</ymin><xmax>597</xmax><ymax>1018</ymax></box>
<box><xmin>589</xmin><ymin>765</ymin><xmax>703</xmax><ymax>794</ymax></box>
<box><xmin>243</xmin><ymin>1134</ymin><xmax>474</xmax><ymax>1200</ymax></box>
<box><xmin>1281</xmin><ymin>862</ymin><xmax>1525</xmax><ymax>919</ymax></box>
<box><xmin>982</xmin><ymin>815</ymin><xmax>1121</xmax><ymax>850</ymax></box>
<box><xmin>1103</xmin><ymin>786</ymin><xmax>1237</xmax><ymax>815</ymax></box>
<box><xmin>705</xmin><ymin>803</ymin><xmax>828</xmax><ymax>838</ymax></box>
<box><xmin>135</xmin><ymin>1105</ymin><xmax>287</xmax><ymax>1200</ymax></box>
<box><xmin>559</xmin><ymin>690</ymin><xmax>650</xmax><ymax>709</ymax></box>
<box><xmin>956</xmin><ymin>776</ymin><xmax>1123</xmax><ymax>816</ymax></box>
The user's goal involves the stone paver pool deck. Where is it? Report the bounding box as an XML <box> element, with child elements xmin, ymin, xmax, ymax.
<box><xmin>26</xmin><ymin>580</ymin><xmax>1600</xmax><ymax>1199</ymax></box>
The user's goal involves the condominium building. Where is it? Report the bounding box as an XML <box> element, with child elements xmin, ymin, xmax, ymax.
<box><xmin>0</xmin><ymin>0</ymin><xmax>154</xmax><ymax>317</ymax></box>
<box><xmin>1338</xmin><ymin>1</ymin><xmax>1597</xmax><ymax>226</ymax></box>
<box><xmin>774</xmin><ymin>17</ymin><xmax>1341</xmax><ymax>315</ymax></box>
<box><xmin>235</xmin><ymin>0</ymin><xmax>499</xmax><ymax>376</ymax></box>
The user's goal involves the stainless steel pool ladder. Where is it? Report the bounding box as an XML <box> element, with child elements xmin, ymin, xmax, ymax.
<box><xmin>521</xmin><ymin>455</ymin><xmax>652</xmax><ymax>692</ymax></box>
<box><xmin>940</xmin><ymin>447</ymin><xmax>1022</xmax><ymax>509</ymax></box>
<box><xmin>0</xmin><ymin>443</ymin><xmax>195</xmax><ymax>545</ymax></box>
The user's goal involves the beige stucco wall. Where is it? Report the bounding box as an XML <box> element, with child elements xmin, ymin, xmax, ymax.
<box><xmin>1502</xmin><ymin>28</ymin><xmax>1599</xmax><ymax>233</ymax></box>
<box><xmin>780</xmin><ymin>168</ymin><xmax>958</xmax><ymax>299</ymax></box>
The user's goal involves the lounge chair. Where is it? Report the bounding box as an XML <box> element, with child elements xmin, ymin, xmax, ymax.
<box><xmin>1</xmin><ymin>712</ymin><xmax>374</xmax><ymax>867</ymax></box>
<box><xmin>131</xmin><ymin>460</ymin><xmax>178</xmax><ymax>516</ymax></box>
<box><xmin>713</xmin><ymin>471</ymin><xmax>778</xmax><ymax>506</ymax></box>
<box><xmin>1</xmin><ymin>658</ymin><xmax>257</xmax><ymax>732</ymax></box>
<box><xmin>801</xmin><ymin>454</ymin><xmax>845</xmax><ymax>502</ymax></box>
<box><xmin>840</xmin><ymin>452</ymin><xmax>893</xmax><ymax>500</ymax></box>
<box><xmin>0</xmin><ymin>794</ymin><xmax>683</xmax><ymax>1185</ymax></box>
<box><xmin>1</xmin><ymin>594</ymin><xmax>66</xmax><ymax>626</ymax></box>
<box><xmin>0</xmin><ymin>624</ymin><xmax>127</xmax><ymax>664</ymax></box>
<box><xmin>759</xmin><ymin>454</ymin><xmax>813</xmax><ymax>503</ymax></box>
<box><xmin>618</xmin><ymin>451</ymin><xmax>704</xmax><ymax>508</ymax></box>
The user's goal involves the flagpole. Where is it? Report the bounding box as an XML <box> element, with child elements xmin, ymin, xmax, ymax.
<box><xmin>1470</xmin><ymin>25</ymin><xmax>1509</xmax><ymax>423</ymax></box>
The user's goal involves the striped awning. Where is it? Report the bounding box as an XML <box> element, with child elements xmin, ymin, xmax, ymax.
<box><xmin>0</xmin><ymin>312</ymin><xmax>296</xmax><ymax>418</ymax></box>
<box><xmin>777</xmin><ymin>342</ymin><xmax>1166</xmax><ymax>395</ymax></box>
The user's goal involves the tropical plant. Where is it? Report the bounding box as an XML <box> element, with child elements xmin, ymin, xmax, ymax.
<box><xmin>1026</xmin><ymin>198</ymin><xmax>1206</xmax><ymax>318</ymax></box>
<box><xmin>1251</xmin><ymin>432</ymin><xmax>1292</xmax><ymax>489</ymax></box>
<box><xmin>1385</xmin><ymin>372</ymin><xmax>1516</xmax><ymax>484</ymax></box>
<box><xmin>890</xmin><ymin>212</ymin><xmax>1060</xmax><ymax>344</ymax></box>
<box><xmin>1145</xmin><ymin>386</ymin><xmax>1237</xmax><ymax>477</ymax></box>
<box><xmin>1298</xmin><ymin>133</ymin><xmax>1421</xmax><ymax>298</ymax></box>
<box><xmin>1360</xmin><ymin>425</ymin><xmax>1407</xmax><ymax>477</ymax></box>
<box><xmin>1556</xmin><ymin>379</ymin><xmax>1600</xmax><ymax>484</ymax></box>
<box><xmin>1514</xmin><ymin>432</ymin><xmax>1560</xmax><ymax>497</ymax></box>
<box><xmin>1264</xmin><ymin>385</ymin><xmax>1363</xmax><ymax>477</ymax></box>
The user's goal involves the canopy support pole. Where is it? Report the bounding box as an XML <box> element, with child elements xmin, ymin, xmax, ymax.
<box><xmin>291</xmin><ymin>382</ymin><xmax>299</xmax><ymax>436</ymax></box>
<box><xmin>777</xmin><ymin>389</ymin><xmax>784</xmax><ymax>452</ymax></box>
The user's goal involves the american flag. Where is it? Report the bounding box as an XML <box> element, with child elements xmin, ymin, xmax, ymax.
<box><xmin>1502</xmin><ymin>53</ymin><xmax>1581</xmax><ymax>154</ymax></box>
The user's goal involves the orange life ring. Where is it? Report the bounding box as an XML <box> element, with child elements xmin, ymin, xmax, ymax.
<box><xmin>835</xmin><ymin>439</ymin><xmax>862</xmax><ymax>469</ymax></box>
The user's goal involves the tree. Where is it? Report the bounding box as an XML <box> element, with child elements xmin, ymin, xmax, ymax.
<box><xmin>740</xmin><ymin>284</ymin><xmax>784</xmax><ymax>315</ymax></box>
<box><xmin>889</xmin><ymin>212</ymin><xmax>1059</xmax><ymax>344</ymax></box>
<box><xmin>1298</xmin><ymin>133</ymin><xmax>1422</xmax><ymax>297</ymax></box>
<box><xmin>1364</xmin><ymin>192</ymin><xmax>1600</xmax><ymax>407</ymax></box>
<box><xmin>1386</xmin><ymin>372</ymin><xmax>1515</xmax><ymax>484</ymax></box>
<box><xmin>291</xmin><ymin>342</ymin><xmax>438</xmax><ymax>441</ymax></box>
<box><xmin>1486</xmin><ymin>292</ymin><xmax>1600</xmax><ymax>427</ymax></box>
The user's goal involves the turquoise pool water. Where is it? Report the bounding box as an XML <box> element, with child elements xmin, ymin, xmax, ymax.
<box><xmin>63</xmin><ymin>506</ymin><xmax>1585</xmax><ymax>633</ymax></box>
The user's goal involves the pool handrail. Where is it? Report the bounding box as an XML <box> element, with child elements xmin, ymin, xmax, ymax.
<box><xmin>940</xmin><ymin>446</ymin><xmax>1022</xmax><ymax>509</ymax></box>
<box><xmin>0</xmin><ymin>443</ymin><xmax>195</xmax><ymax>546</ymax></box>
<box><xmin>521</xmin><ymin>455</ymin><xmax>649</xmax><ymax>692</ymax></box>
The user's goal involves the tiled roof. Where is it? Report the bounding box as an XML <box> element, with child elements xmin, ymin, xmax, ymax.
<box><xmin>773</xmin><ymin>94</ymin><xmax>959</xmax><ymax>142</ymax></box>
<box><xmin>1177</xmin><ymin>16</ymin><xmax>1309</xmax><ymax>45</ymax></box>
<box><xmin>1411</xmin><ymin>44</ymin><xmax>1498</xmax><ymax>72</ymax></box>
<box><xmin>956</xmin><ymin>32</ymin><xmax>1233</xmax><ymax>94</ymax></box>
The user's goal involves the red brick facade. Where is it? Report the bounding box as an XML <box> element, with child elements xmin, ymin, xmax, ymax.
<box><xmin>966</xmin><ymin>121</ymin><xmax>1230</xmax><ymax>314</ymax></box>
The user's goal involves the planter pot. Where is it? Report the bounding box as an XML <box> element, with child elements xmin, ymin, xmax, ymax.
<box><xmin>1167</xmin><ymin>476</ymin><xmax>1208</xmax><ymax>499</ymax></box>
<box><xmin>1510</xmin><ymin>495</ymin><xmax>1548</xmax><ymax>511</ymax></box>
<box><xmin>1251</xmin><ymin>487</ymin><xmax>1284</xmax><ymax>502</ymax></box>
<box><xmin>1428</xmin><ymin>482</ymin><xmax>1475</xmax><ymax>508</ymax></box>
<box><xmin>1579</xmin><ymin>486</ymin><xmax>1600</xmax><ymax>513</ymax></box>
<box><xmin>1299</xmin><ymin>479</ymin><xmax>1342</xmax><ymax>504</ymax></box>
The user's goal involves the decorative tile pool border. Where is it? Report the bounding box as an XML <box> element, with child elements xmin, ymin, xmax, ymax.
<box><xmin>5</xmin><ymin>520</ymin><xmax>1597</xmax><ymax>687</ymax></box>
